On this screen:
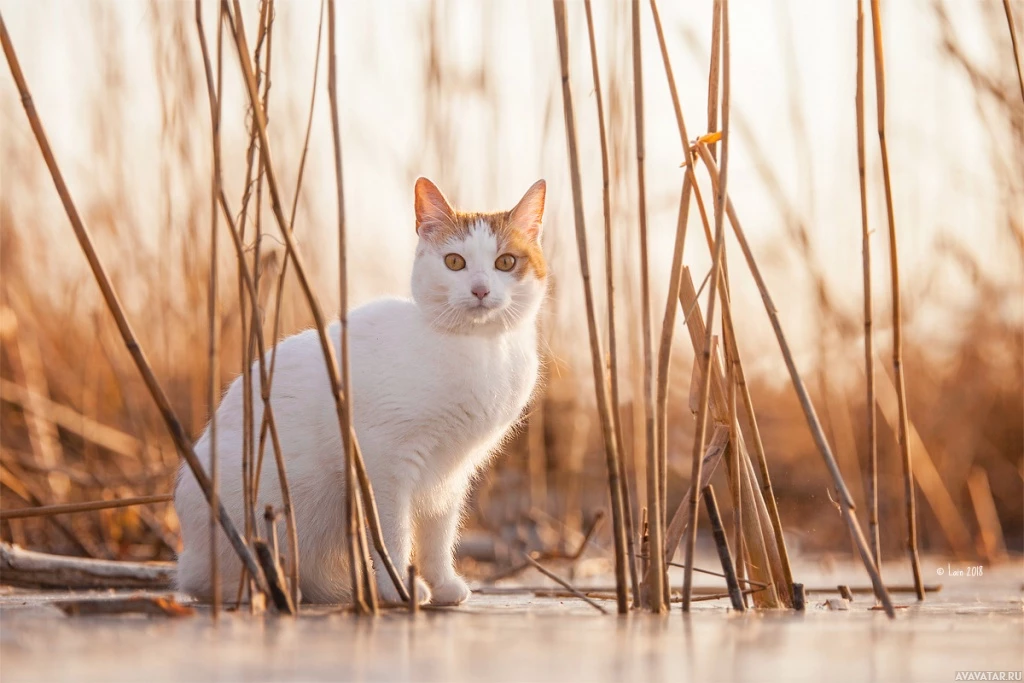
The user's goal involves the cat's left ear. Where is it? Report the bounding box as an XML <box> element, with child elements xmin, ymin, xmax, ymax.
<box><xmin>415</xmin><ymin>177</ymin><xmax>456</xmax><ymax>240</ymax></box>
<box><xmin>509</xmin><ymin>179</ymin><xmax>546</xmax><ymax>242</ymax></box>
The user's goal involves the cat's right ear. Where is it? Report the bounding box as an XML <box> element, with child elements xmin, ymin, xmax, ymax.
<box><xmin>414</xmin><ymin>177</ymin><xmax>456</xmax><ymax>240</ymax></box>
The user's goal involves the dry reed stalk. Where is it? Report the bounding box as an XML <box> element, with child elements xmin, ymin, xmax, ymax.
<box><xmin>867</xmin><ymin>0</ymin><xmax>924</xmax><ymax>601</ymax></box>
<box><xmin>223</xmin><ymin>0</ymin><xmax>397</xmax><ymax>612</ymax></box>
<box><xmin>408</xmin><ymin>565</ymin><xmax>419</xmax><ymax>615</ymax></box>
<box><xmin>0</xmin><ymin>495</ymin><xmax>174</xmax><ymax>521</ymax></box>
<box><xmin>0</xmin><ymin>14</ymin><xmax>270</xmax><ymax>596</ymax></box>
<box><xmin>326</xmin><ymin>0</ymin><xmax>370</xmax><ymax>614</ymax></box>
<box><xmin>254</xmin><ymin>537</ymin><xmax>295</xmax><ymax>615</ymax></box>
<box><xmin>197</xmin><ymin>1</ymin><xmax>300</xmax><ymax>612</ymax></box>
<box><xmin>648</xmin><ymin>0</ymin><xmax>703</xmax><ymax>607</ymax></box>
<box><xmin>552</xmin><ymin>0</ymin><xmax>630</xmax><ymax>615</ymax></box>
<box><xmin>855</xmin><ymin>0</ymin><xmax>880</xmax><ymax>568</ymax></box>
<box><xmin>582</xmin><ymin>0</ymin><xmax>640</xmax><ymax>609</ymax></box>
<box><xmin>965</xmin><ymin>468</ymin><xmax>1008</xmax><ymax>563</ymax></box>
<box><xmin>1003</xmin><ymin>0</ymin><xmax>1024</xmax><ymax>105</ymax></box>
<box><xmin>195</xmin><ymin>0</ymin><xmax>224</xmax><ymax>620</ymax></box>
<box><xmin>630</xmin><ymin>0</ymin><xmax>665</xmax><ymax>614</ymax></box>
<box><xmin>692</xmin><ymin>143</ymin><xmax>895</xmax><ymax>618</ymax></box>
<box><xmin>264</xmin><ymin>0</ymin><xmax>324</xmax><ymax>399</ymax></box>
<box><xmin>524</xmin><ymin>554</ymin><xmax>609</xmax><ymax>614</ymax></box>
<box><xmin>681</xmin><ymin>0</ymin><xmax>731</xmax><ymax>613</ymax></box>
<box><xmin>702</xmin><ymin>485</ymin><xmax>743</xmax><ymax>611</ymax></box>
<box><xmin>725</xmin><ymin>323</ymin><xmax>743</xmax><ymax>602</ymax></box>
<box><xmin>238</xmin><ymin>0</ymin><xmax>272</xmax><ymax>559</ymax></box>
<box><xmin>249</xmin><ymin>0</ymin><xmax>275</xmax><ymax>532</ymax></box>
<box><xmin>706</xmin><ymin>0</ymin><xmax>722</xmax><ymax>143</ymax></box>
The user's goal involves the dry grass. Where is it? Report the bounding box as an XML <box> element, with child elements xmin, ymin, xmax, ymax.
<box><xmin>0</xmin><ymin>0</ymin><xmax>1020</xmax><ymax>614</ymax></box>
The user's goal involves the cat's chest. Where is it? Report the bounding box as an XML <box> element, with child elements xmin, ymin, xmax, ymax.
<box><xmin>442</xmin><ymin>333</ymin><xmax>538</xmax><ymax>429</ymax></box>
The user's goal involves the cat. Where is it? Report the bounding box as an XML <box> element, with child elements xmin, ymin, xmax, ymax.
<box><xmin>175</xmin><ymin>177</ymin><xmax>548</xmax><ymax>605</ymax></box>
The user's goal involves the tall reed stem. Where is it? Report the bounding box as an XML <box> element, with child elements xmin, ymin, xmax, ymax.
<box><xmin>552</xmin><ymin>0</ymin><xmax>630</xmax><ymax>614</ymax></box>
<box><xmin>583</xmin><ymin>0</ymin><xmax>640</xmax><ymax>608</ymax></box>
<box><xmin>681</xmin><ymin>0</ymin><xmax>731</xmax><ymax>612</ymax></box>
<box><xmin>194</xmin><ymin>0</ymin><xmax>224</xmax><ymax>620</ymax></box>
<box><xmin>630</xmin><ymin>0</ymin><xmax>665</xmax><ymax>614</ymax></box>
<box><xmin>648</xmin><ymin>0</ymin><xmax>703</xmax><ymax>606</ymax></box>
<box><xmin>327</xmin><ymin>0</ymin><xmax>377</xmax><ymax>615</ymax></box>
<box><xmin>867</xmin><ymin>0</ymin><xmax>924</xmax><ymax>601</ymax></box>
<box><xmin>1002</xmin><ymin>0</ymin><xmax>1024</xmax><ymax>106</ymax></box>
<box><xmin>855</xmin><ymin>0</ymin><xmax>880</xmax><ymax>570</ymax></box>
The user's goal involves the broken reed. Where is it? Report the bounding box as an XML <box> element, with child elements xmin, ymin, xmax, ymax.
<box><xmin>582</xmin><ymin>0</ymin><xmax>641</xmax><ymax>608</ymax></box>
<box><xmin>552</xmin><ymin>0</ymin><xmax>630</xmax><ymax>615</ymax></box>
<box><xmin>867</xmin><ymin>0</ymin><xmax>925</xmax><ymax>601</ymax></box>
<box><xmin>0</xmin><ymin>12</ymin><xmax>271</xmax><ymax>596</ymax></box>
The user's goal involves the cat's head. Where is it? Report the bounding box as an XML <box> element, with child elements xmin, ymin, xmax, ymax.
<box><xmin>411</xmin><ymin>177</ymin><xmax>548</xmax><ymax>335</ymax></box>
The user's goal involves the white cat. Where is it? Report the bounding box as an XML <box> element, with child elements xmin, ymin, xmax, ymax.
<box><xmin>175</xmin><ymin>178</ymin><xmax>548</xmax><ymax>605</ymax></box>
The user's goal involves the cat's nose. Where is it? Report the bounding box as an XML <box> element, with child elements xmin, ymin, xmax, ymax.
<box><xmin>471</xmin><ymin>285</ymin><xmax>490</xmax><ymax>300</ymax></box>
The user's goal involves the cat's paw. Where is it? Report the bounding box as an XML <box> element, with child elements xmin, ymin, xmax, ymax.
<box><xmin>378</xmin><ymin>574</ymin><xmax>431</xmax><ymax>606</ymax></box>
<box><xmin>428</xmin><ymin>575</ymin><xmax>471</xmax><ymax>606</ymax></box>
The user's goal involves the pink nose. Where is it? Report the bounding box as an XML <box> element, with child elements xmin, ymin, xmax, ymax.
<box><xmin>471</xmin><ymin>285</ymin><xmax>490</xmax><ymax>300</ymax></box>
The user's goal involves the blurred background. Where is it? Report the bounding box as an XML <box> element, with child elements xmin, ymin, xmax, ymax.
<box><xmin>0</xmin><ymin>0</ymin><xmax>1020</xmax><ymax>573</ymax></box>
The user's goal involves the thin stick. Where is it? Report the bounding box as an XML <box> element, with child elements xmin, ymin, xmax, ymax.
<box><xmin>855</xmin><ymin>0</ymin><xmax>880</xmax><ymax>569</ymax></box>
<box><xmin>0</xmin><ymin>14</ymin><xmax>268</xmax><ymax>596</ymax></box>
<box><xmin>702</xmin><ymin>485</ymin><xmax>744</xmax><ymax>611</ymax></box>
<box><xmin>1002</xmin><ymin>0</ymin><xmax>1024</xmax><ymax>106</ymax></box>
<box><xmin>326</xmin><ymin>0</ymin><xmax>369</xmax><ymax>614</ymax></box>
<box><xmin>868</xmin><ymin>0</ymin><xmax>924</xmax><ymax>601</ymax></box>
<box><xmin>682</xmin><ymin>0</ymin><xmax>731</xmax><ymax>614</ymax></box>
<box><xmin>524</xmin><ymin>554</ymin><xmax>608</xmax><ymax>614</ymax></box>
<box><xmin>583</xmin><ymin>0</ymin><xmax>640</xmax><ymax>610</ymax></box>
<box><xmin>643</xmin><ymin>555</ymin><xmax>767</xmax><ymax>588</ymax></box>
<box><xmin>552</xmin><ymin>0</ymin><xmax>629</xmax><ymax>615</ymax></box>
<box><xmin>630</xmin><ymin>0</ymin><xmax>665</xmax><ymax>614</ymax></box>
<box><xmin>693</xmin><ymin>143</ymin><xmax>895</xmax><ymax>618</ymax></box>
<box><xmin>0</xmin><ymin>495</ymin><xmax>174</xmax><ymax>521</ymax></box>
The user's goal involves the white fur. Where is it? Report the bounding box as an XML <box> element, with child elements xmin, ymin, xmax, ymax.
<box><xmin>175</xmin><ymin>216</ymin><xmax>546</xmax><ymax>605</ymax></box>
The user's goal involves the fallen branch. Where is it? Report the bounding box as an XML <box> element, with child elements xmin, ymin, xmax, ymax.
<box><xmin>0</xmin><ymin>542</ymin><xmax>174</xmax><ymax>590</ymax></box>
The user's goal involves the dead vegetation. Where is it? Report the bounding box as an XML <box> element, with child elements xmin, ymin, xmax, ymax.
<box><xmin>0</xmin><ymin>0</ymin><xmax>1020</xmax><ymax>615</ymax></box>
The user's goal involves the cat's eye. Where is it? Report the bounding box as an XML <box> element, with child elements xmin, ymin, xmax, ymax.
<box><xmin>445</xmin><ymin>253</ymin><xmax>466</xmax><ymax>271</ymax></box>
<box><xmin>495</xmin><ymin>254</ymin><xmax>516</xmax><ymax>272</ymax></box>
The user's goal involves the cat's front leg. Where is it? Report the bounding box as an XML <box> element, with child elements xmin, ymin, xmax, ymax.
<box><xmin>369</xmin><ymin>478</ymin><xmax>431</xmax><ymax>605</ymax></box>
<box><xmin>414</xmin><ymin>489</ymin><xmax>471</xmax><ymax>606</ymax></box>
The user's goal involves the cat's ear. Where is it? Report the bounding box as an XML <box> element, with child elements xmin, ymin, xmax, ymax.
<box><xmin>509</xmin><ymin>179</ymin><xmax>546</xmax><ymax>242</ymax></box>
<box><xmin>414</xmin><ymin>177</ymin><xmax>456</xmax><ymax>240</ymax></box>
